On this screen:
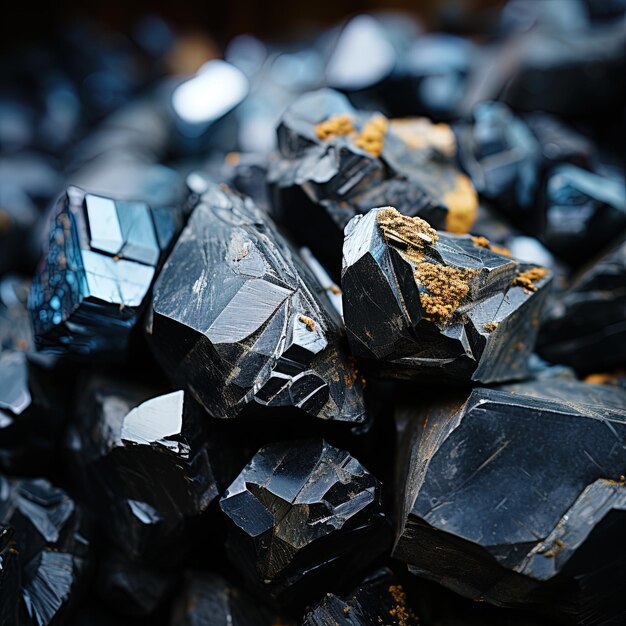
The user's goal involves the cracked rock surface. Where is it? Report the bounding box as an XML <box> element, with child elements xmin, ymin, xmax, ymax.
<box><xmin>220</xmin><ymin>438</ymin><xmax>389</xmax><ymax>605</ymax></box>
<box><xmin>149</xmin><ymin>180</ymin><xmax>365</xmax><ymax>423</ymax></box>
<box><xmin>342</xmin><ymin>207</ymin><xmax>551</xmax><ymax>383</ymax></box>
<box><xmin>269</xmin><ymin>89</ymin><xmax>478</xmax><ymax>276</ymax></box>
<box><xmin>393</xmin><ymin>378</ymin><xmax>626</xmax><ymax>624</ymax></box>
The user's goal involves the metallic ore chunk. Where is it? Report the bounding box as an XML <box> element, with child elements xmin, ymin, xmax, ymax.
<box><xmin>29</xmin><ymin>186</ymin><xmax>182</xmax><ymax>359</ymax></box>
<box><xmin>393</xmin><ymin>379</ymin><xmax>626</xmax><ymax>623</ymax></box>
<box><xmin>342</xmin><ymin>207</ymin><xmax>551</xmax><ymax>383</ymax></box>
<box><xmin>220</xmin><ymin>439</ymin><xmax>389</xmax><ymax>605</ymax></box>
<box><xmin>149</xmin><ymin>180</ymin><xmax>365</xmax><ymax>422</ymax></box>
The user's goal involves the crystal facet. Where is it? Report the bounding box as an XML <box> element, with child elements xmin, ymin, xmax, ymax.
<box><xmin>219</xmin><ymin>439</ymin><xmax>389</xmax><ymax>605</ymax></box>
<box><xmin>149</xmin><ymin>180</ymin><xmax>365</xmax><ymax>422</ymax></box>
<box><xmin>393</xmin><ymin>379</ymin><xmax>626</xmax><ymax>623</ymax></box>
<box><xmin>342</xmin><ymin>207</ymin><xmax>551</xmax><ymax>382</ymax></box>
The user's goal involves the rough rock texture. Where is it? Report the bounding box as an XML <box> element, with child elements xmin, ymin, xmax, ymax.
<box><xmin>538</xmin><ymin>239</ymin><xmax>626</xmax><ymax>373</ymax></box>
<box><xmin>342</xmin><ymin>207</ymin><xmax>551</xmax><ymax>383</ymax></box>
<box><xmin>302</xmin><ymin>567</ymin><xmax>420</xmax><ymax>626</ymax></box>
<box><xmin>268</xmin><ymin>89</ymin><xmax>478</xmax><ymax>276</ymax></box>
<box><xmin>29</xmin><ymin>186</ymin><xmax>182</xmax><ymax>358</ymax></box>
<box><xmin>169</xmin><ymin>571</ymin><xmax>290</xmax><ymax>626</ymax></box>
<box><xmin>0</xmin><ymin>476</ymin><xmax>90</xmax><ymax>626</ymax></box>
<box><xmin>393</xmin><ymin>379</ymin><xmax>626</xmax><ymax>624</ymax></box>
<box><xmin>149</xmin><ymin>179</ymin><xmax>365</xmax><ymax>423</ymax></box>
<box><xmin>0</xmin><ymin>351</ymin><xmax>66</xmax><ymax>475</ymax></box>
<box><xmin>220</xmin><ymin>439</ymin><xmax>389</xmax><ymax>605</ymax></box>
<box><xmin>69</xmin><ymin>376</ymin><xmax>221</xmax><ymax>565</ymax></box>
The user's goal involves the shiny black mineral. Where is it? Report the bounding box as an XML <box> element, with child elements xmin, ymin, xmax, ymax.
<box><xmin>302</xmin><ymin>568</ymin><xmax>420</xmax><ymax>626</ymax></box>
<box><xmin>538</xmin><ymin>238</ymin><xmax>626</xmax><ymax>373</ymax></box>
<box><xmin>268</xmin><ymin>88</ymin><xmax>478</xmax><ymax>276</ymax></box>
<box><xmin>341</xmin><ymin>207</ymin><xmax>551</xmax><ymax>383</ymax></box>
<box><xmin>29</xmin><ymin>186</ymin><xmax>182</xmax><ymax>359</ymax></box>
<box><xmin>219</xmin><ymin>439</ymin><xmax>389</xmax><ymax>605</ymax></box>
<box><xmin>0</xmin><ymin>476</ymin><xmax>90</xmax><ymax>626</ymax></box>
<box><xmin>69</xmin><ymin>376</ymin><xmax>220</xmax><ymax>564</ymax></box>
<box><xmin>393</xmin><ymin>378</ymin><xmax>626</xmax><ymax>624</ymax></box>
<box><xmin>149</xmin><ymin>178</ymin><xmax>365</xmax><ymax>423</ymax></box>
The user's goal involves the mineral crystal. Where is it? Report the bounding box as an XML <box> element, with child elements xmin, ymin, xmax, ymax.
<box><xmin>69</xmin><ymin>376</ymin><xmax>221</xmax><ymax>564</ymax></box>
<box><xmin>170</xmin><ymin>572</ymin><xmax>289</xmax><ymax>626</ymax></box>
<box><xmin>0</xmin><ymin>351</ymin><xmax>66</xmax><ymax>475</ymax></box>
<box><xmin>269</xmin><ymin>89</ymin><xmax>478</xmax><ymax>276</ymax></box>
<box><xmin>0</xmin><ymin>476</ymin><xmax>90</xmax><ymax>626</ymax></box>
<box><xmin>219</xmin><ymin>439</ymin><xmax>389</xmax><ymax>605</ymax></box>
<box><xmin>302</xmin><ymin>568</ymin><xmax>420</xmax><ymax>626</ymax></box>
<box><xmin>29</xmin><ymin>186</ymin><xmax>182</xmax><ymax>359</ymax></box>
<box><xmin>540</xmin><ymin>164</ymin><xmax>626</xmax><ymax>266</ymax></box>
<box><xmin>538</xmin><ymin>239</ymin><xmax>626</xmax><ymax>373</ymax></box>
<box><xmin>341</xmin><ymin>207</ymin><xmax>551</xmax><ymax>383</ymax></box>
<box><xmin>149</xmin><ymin>179</ymin><xmax>365</xmax><ymax>422</ymax></box>
<box><xmin>393</xmin><ymin>379</ymin><xmax>626</xmax><ymax>623</ymax></box>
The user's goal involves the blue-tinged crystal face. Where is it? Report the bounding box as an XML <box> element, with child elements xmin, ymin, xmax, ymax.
<box><xmin>29</xmin><ymin>186</ymin><xmax>181</xmax><ymax>359</ymax></box>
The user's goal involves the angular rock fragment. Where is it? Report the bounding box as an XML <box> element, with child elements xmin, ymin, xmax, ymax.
<box><xmin>69</xmin><ymin>377</ymin><xmax>221</xmax><ymax>564</ymax></box>
<box><xmin>540</xmin><ymin>164</ymin><xmax>626</xmax><ymax>266</ymax></box>
<box><xmin>342</xmin><ymin>207</ymin><xmax>551</xmax><ymax>383</ymax></box>
<box><xmin>149</xmin><ymin>181</ymin><xmax>365</xmax><ymax>422</ymax></box>
<box><xmin>29</xmin><ymin>186</ymin><xmax>182</xmax><ymax>359</ymax></box>
<box><xmin>170</xmin><ymin>571</ymin><xmax>289</xmax><ymax>626</ymax></box>
<box><xmin>220</xmin><ymin>439</ymin><xmax>389</xmax><ymax>605</ymax></box>
<box><xmin>393</xmin><ymin>379</ymin><xmax>626</xmax><ymax>623</ymax></box>
<box><xmin>269</xmin><ymin>89</ymin><xmax>478</xmax><ymax>275</ymax></box>
<box><xmin>0</xmin><ymin>476</ymin><xmax>90</xmax><ymax>626</ymax></box>
<box><xmin>538</xmin><ymin>239</ymin><xmax>626</xmax><ymax>373</ymax></box>
<box><xmin>0</xmin><ymin>351</ymin><xmax>66</xmax><ymax>475</ymax></box>
<box><xmin>302</xmin><ymin>568</ymin><xmax>420</xmax><ymax>626</ymax></box>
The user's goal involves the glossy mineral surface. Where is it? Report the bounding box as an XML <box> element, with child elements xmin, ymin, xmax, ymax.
<box><xmin>342</xmin><ymin>207</ymin><xmax>551</xmax><ymax>383</ymax></box>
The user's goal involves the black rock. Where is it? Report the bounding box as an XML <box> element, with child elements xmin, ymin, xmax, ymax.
<box><xmin>539</xmin><ymin>164</ymin><xmax>626</xmax><ymax>266</ymax></box>
<box><xmin>269</xmin><ymin>89</ymin><xmax>478</xmax><ymax>276</ymax></box>
<box><xmin>0</xmin><ymin>351</ymin><xmax>66</xmax><ymax>475</ymax></box>
<box><xmin>341</xmin><ymin>207</ymin><xmax>551</xmax><ymax>383</ymax></box>
<box><xmin>149</xmin><ymin>179</ymin><xmax>365</xmax><ymax>423</ymax></box>
<box><xmin>455</xmin><ymin>101</ymin><xmax>543</xmax><ymax>227</ymax></box>
<box><xmin>96</xmin><ymin>547</ymin><xmax>176</xmax><ymax>616</ymax></box>
<box><xmin>69</xmin><ymin>377</ymin><xmax>221</xmax><ymax>565</ymax></box>
<box><xmin>393</xmin><ymin>379</ymin><xmax>626</xmax><ymax>623</ymax></box>
<box><xmin>170</xmin><ymin>571</ymin><xmax>290</xmax><ymax>626</ymax></box>
<box><xmin>538</xmin><ymin>239</ymin><xmax>626</xmax><ymax>373</ymax></box>
<box><xmin>29</xmin><ymin>186</ymin><xmax>182</xmax><ymax>359</ymax></box>
<box><xmin>219</xmin><ymin>439</ymin><xmax>389</xmax><ymax>606</ymax></box>
<box><xmin>302</xmin><ymin>567</ymin><xmax>420</xmax><ymax>626</ymax></box>
<box><xmin>0</xmin><ymin>476</ymin><xmax>90</xmax><ymax>626</ymax></box>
